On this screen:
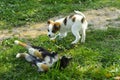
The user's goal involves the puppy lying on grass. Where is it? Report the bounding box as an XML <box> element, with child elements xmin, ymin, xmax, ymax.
<box><xmin>15</xmin><ymin>40</ymin><xmax>72</xmax><ymax>72</ymax></box>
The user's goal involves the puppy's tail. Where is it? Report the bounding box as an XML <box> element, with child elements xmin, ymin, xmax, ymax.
<box><xmin>74</xmin><ymin>10</ymin><xmax>86</xmax><ymax>18</ymax></box>
<box><xmin>14</xmin><ymin>40</ymin><xmax>31</xmax><ymax>49</ymax></box>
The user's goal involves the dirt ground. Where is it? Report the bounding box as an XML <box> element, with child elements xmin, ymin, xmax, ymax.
<box><xmin>0</xmin><ymin>7</ymin><xmax>120</xmax><ymax>41</ymax></box>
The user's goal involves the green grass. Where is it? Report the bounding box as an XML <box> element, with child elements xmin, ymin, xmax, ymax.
<box><xmin>0</xmin><ymin>0</ymin><xmax>120</xmax><ymax>79</ymax></box>
<box><xmin>0</xmin><ymin>0</ymin><xmax>120</xmax><ymax>29</ymax></box>
<box><xmin>0</xmin><ymin>28</ymin><xmax>120</xmax><ymax>80</ymax></box>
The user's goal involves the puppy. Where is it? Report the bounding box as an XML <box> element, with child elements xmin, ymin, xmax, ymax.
<box><xmin>47</xmin><ymin>11</ymin><xmax>88</xmax><ymax>44</ymax></box>
<box><xmin>14</xmin><ymin>40</ymin><xmax>58</xmax><ymax>67</ymax></box>
<box><xmin>15</xmin><ymin>40</ymin><xmax>71</xmax><ymax>72</ymax></box>
<box><xmin>16</xmin><ymin>53</ymin><xmax>72</xmax><ymax>71</ymax></box>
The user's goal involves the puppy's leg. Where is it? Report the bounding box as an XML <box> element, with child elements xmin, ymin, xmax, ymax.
<box><xmin>59</xmin><ymin>32</ymin><xmax>67</xmax><ymax>38</ymax></box>
<box><xmin>16</xmin><ymin>53</ymin><xmax>33</xmax><ymax>62</ymax></box>
<box><xmin>81</xmin><ymin>21</ymin><xmax>87</xmax><ymax>43</ymax></box>
<box><xmin>81</xmin><ymin>29</ymin><xmax>86</xmax><ymax>43</ymax></box>
<box><xmin>28</xmin><ymin>48</ymin><xmax>43</xmax><ymax>59</ymax></box>
<box><xmin>71</xmin><ymin>25</ymin><xmax>81</xmax><ymax>44</ymax></box>
<box><xmin>50</xmin><ymin>34</ymin><xmax>59</xmax><ymax>40</ymax></box>
<box><xmin>36</xmin><ymin>62</ymin><xmax>49</xmax><ymax>72</ymax></box>
<box><xmin>63</xmin><ymin>32</ymin><xmax>67</xmax><ymax>38</ymax></box>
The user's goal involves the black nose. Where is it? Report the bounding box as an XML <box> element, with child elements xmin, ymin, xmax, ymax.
<box><xmin>48</xmin><ymin>35</ymin><xmax>51</xmax><ymax>37</ymax></box>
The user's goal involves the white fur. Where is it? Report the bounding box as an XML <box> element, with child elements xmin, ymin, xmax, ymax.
<box><xmin>28</xmin><ymin>48</ymin><xmax>36</xmax><ymax>55</ymax></box>
<box><xmin>48</xmin><ymin>11</ymin><xmax>88</xmax><ymax>44</ymax></box>
<box><xmin>16</xmin><ymin>53</ymin><xmax>33</xmax><ymax>62</ymax></box>
<box><xmin>14</xmin><ymin>40</ymin><xmax>19</xmax><ymax>45</ymax></box>
<box><xmin>36</xmin><ymin>62</ymin><xmax>46</xmax><ymax>72</ymax></box>
<box><xmin>16</xmin><ymin>53</ymin><xmax>21</xmax><ymax>58</ymax></box>
<box><xmin>44</xmin><ymin>56</ymin><xmax>52</xmax><ymax>67</ymax></box>
<box><xmin>24</xmin><ymin>54</ymin><xmax>33</xmax><ymax>62</ymax></box>
<box><xmin>44</xmin><ymin>55</ymin><xmax>58</xmax><ymax>67</ymax></box>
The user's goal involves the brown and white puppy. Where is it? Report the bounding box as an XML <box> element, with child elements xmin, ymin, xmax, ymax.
<box><xmin>47</xmin><ymin>11</ymin><xmax>88</xmax><ymax>44</ymax></box>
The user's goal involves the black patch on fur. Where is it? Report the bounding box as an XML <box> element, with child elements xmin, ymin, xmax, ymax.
<box><xmin>29</xmin><ymin>54</ymin><xmax>43</xmax><ymax>65</ymax></box>
<box><xmin>72</xmin><ymin>17</ymin><xmax>76</xmax><ymax>22</ymax></box>
<box><xmin>32</xmin><ymin>46</ymin><xmax>57</xmax><ymax>58</ymax></box>
<box><xmin>63</xmin><ymin>17</ymin><xmax>67</xmax><ymax>25</ymax></box>
<box><xmin>52</xmin><ymin>24</ymin><xmax>60</xmax><ymax>33</ymax></box>
<box><xmin>69</xmin><ymin>14</ymin><xmax>74</xmax><ymax>18</ymax></box>
<box><xmin>81</xmin><ymin>17</ymin><xmax>85</xmax><ymax>23</ymax></box>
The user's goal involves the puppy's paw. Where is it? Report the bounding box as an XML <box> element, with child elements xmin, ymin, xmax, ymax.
<box><xmin>16</xmin><ymin>53</ymin><xmax>21</xmax><ymax>58</ymax></box>
<box><xmin>71</xmin><ymin>41</ymin><xmax>77</xmax><ymax>44</ymax></box>
<box><xmin>81</xmin><ymin>39</ymin><xmax>85</xmax><ymax>43</ymax></box>
<box><xmin>50</xmin><ymin>38</ymin><xmax>55</xmax><ymax>40</ymax></box>
<box><xmin>50</xmin><ymin>38</ymin><xmax>56</xmax><ymax>42</ymax></box>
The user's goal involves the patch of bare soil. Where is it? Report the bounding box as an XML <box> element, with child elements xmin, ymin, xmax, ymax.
<box><xmin>0</xmin><ymin>23</ymin><xmax>47</xmax><ymax>41</ymax></box>
<box><xmin>0</xmin><ymin>7</ymin><xmax>120</xmax><ymax>41</ymax></box>
<box><xmin>85</xmin><ymin>7</ymin><xmax>120</xmax><ymax>30</ymax></box>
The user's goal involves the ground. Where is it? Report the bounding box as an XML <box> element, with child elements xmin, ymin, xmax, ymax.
<box><xmin>1</xmin><ymin>5</ymin><xmax>120</xmax><ymax>79</ymax></box>
<box><xmin>0</xmin><ymin>7</ymin><xmax>120</xmax><ymax>41</ymax></box>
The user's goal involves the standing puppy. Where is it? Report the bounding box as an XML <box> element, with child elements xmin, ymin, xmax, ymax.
<box><xmin>47</xmin><ymin>11</ymin><xmax>88</xmax><ymax>44</ymax></box>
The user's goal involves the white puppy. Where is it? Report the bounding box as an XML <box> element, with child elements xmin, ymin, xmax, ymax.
<box><xmin>47</xmin><ymin>11</ymin><xmax>88</xmax><ymax>44</ymax></box>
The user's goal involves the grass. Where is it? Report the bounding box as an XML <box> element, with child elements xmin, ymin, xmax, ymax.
<box><xmin>0</xmin><ymin>0</ymin><xmax>120</xmax><ymax>80</ymax></box>
<box><xmin>0</xmin><ymin>0</ymin><xmax>120</xmax><ymax>29</ymax></box>
<box><xmin>0</xmin><ymin>28</ymin><xmax>120</xmax><ymax>80</ymax></box>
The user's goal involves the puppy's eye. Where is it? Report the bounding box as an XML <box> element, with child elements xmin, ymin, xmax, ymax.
<box><xmin>47</xmin><ymin>29</ymin><xmax>49</xmax><ymax>32</ymax></box>
<box><xmin>52</xmin><ymin>30</ymin><xmax>55</xmax><ymax>33</ymax></box>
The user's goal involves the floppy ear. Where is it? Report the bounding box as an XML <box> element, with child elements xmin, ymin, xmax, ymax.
<box><xmin>53</xmin><ymin>22</ymin><xmax>61</xmax><ymax>31</ymax></box>
<box><xmin>47</xmin><ymin>20</ymin><xmax>54</xmax><ymax>24</ymax></box>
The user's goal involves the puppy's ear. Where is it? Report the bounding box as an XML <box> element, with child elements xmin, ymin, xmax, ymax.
<box><xmin>53</xmin><ymin>22</ymin><xmax>61</xmax><ymax>31</ymax></box>
<box><xmin>47</xmin><ymin>20</ymin><xmax>54</xmax><ymax>24</ymax></box>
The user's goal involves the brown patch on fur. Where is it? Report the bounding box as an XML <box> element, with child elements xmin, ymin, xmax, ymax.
<box><xmin>72</xmin><ymin>17</ymin><xmax>76</xmax><ymax>22</ymax></box>
<box><xmin>34</xmin><ymin>51</ymin><xmax>43</xmax><ymax>59</ymax></box>
<box><xmin>47</xmin><ymin>20</ymin><xmax>54</xmax><ymax>24</ymax></box>
<box><xmin>18</xmin><ymin>41</ymin><xmax>28</xmax><ymax>47</ymax></box>
<box><xmin>63</xmin><ymin>17</ymin><xmax>67</xmax><ymax>25</ymax></box>
<box><xmin>41</xmin><ymin>64</ymin><xmax>49</xmax><ymax>71</ymax></box>
<box><xmin>69</xmin><ymin>14</ymin><xmax>74</xmax><ymax>19</ymax></box>
<box><xmin>19</xmin><ymin>53</ymin><xmax>26</xmax><ymax>58</ymax></box>
<box><xmin>52</xmin><ymin>22</ymin><xmax>61</xmax><ymax>33</ymax></box>
<box><xmin>81</xmin><ymin>17</ymin><xmax>85</xmax><ymax>23</ymax></box>
<box><xmin>69</xmin><ymin>15</ymin><xmax>76</xmax><ymax>22</ymax></box>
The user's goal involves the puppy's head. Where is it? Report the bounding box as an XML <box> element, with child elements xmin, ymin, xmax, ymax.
<box><xmin>47</xmin><ymin>20</ymin><xmax>61</xmax><ymax>38</ymax></box>
<box><xmin>59</xmin><ymin>56</ymin><xmax>72</xmax><ymax>69</ymax></box>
